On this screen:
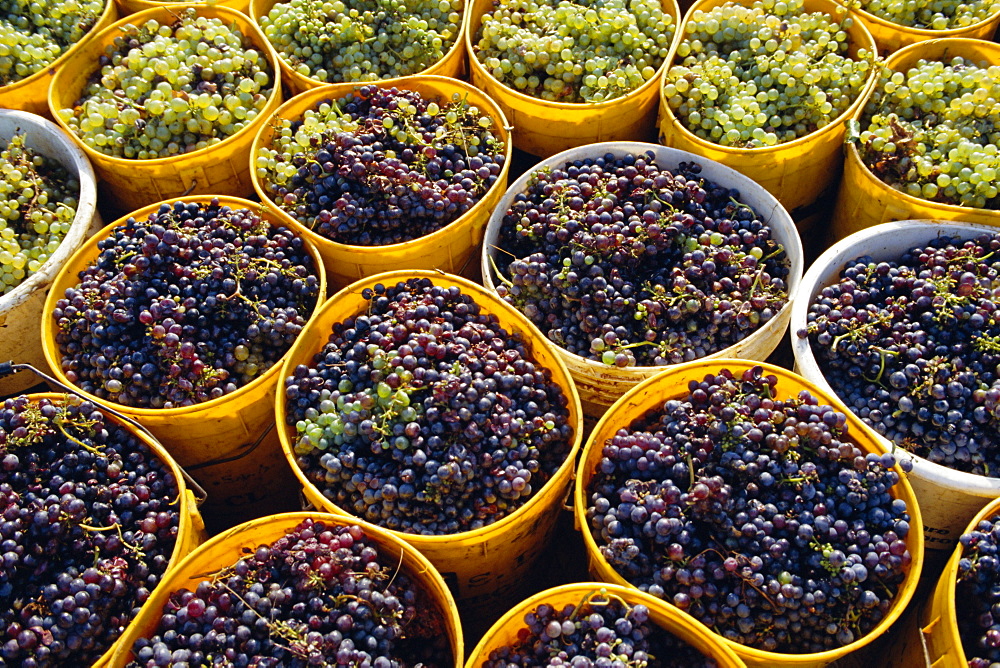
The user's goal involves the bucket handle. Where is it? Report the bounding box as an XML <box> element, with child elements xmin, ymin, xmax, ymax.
<box><xmin>183</xmin><ymin>421</ymin><xmax>275</xmax><ymax>472</ymax></box>
<box><xmin>0</xmin><ymin>361</ymin><xmax>209</xmax><ymax>506</ymax></box>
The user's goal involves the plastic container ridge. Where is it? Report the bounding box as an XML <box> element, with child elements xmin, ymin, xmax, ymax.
<box><xmin>47</xmin><ymin>4</ymin><xmax>284</xmax><ymax>212</ymax></box>
<box><xmin>250</xmin><ymin>76</ymin><xmax>511</xmax><ymax>289</ymax></box>
<box><xmin>275</xmin><ymin>270</ymin><xmax>583</xmax><ymax>622</ymax></box>
<box><xmin>109</xmin><ymin>512</ymin><xmax>463</xmax><ymax>667</ymax></box>
<box><xmin>249</xmin><ymin>0</ymin><xmax>467</xmax><ymax>95</ymax></box>
<box><xmin>480</xmin><ymin>141</ymin><xmax>803</xmax><ymax>421</ymax></box>
<box><xmin>656</xmin><ymin>0</ymin><xmax>879</xmax><ymax>217</ymax></box>
<box><xmin>40</xmin><ymin>195</ymin><xmax>327</xmax><ymax>529</ymax></box>
<box><xmin>831</xmin><ymin>39</ymin><xmax>1000</xmax><ymax>242</ymax></box>
<box><xmin>791</xmin><ymin>219</ymin><xmax>1000</xmax><ymax>563</ymax></box>
<box><xmin>464</xmin><ymin>0</ymin><xmax>681</xmax><ymax>157</ymax></box>
<box><xmin>573</xmin><ymin>359</ymin><xmax>924</xmax><ymax>668</ymax></box>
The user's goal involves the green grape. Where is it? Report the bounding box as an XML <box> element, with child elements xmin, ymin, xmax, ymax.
<box><xmin>473</xmin><ymin>0</ymin><xmax>674</xmax><ymax>103</ymax></box>
<box><xmin>0</xmin><ymin>133</ymin><xmax>79</xmax><ymax>295</ymax></box>
<box><xmin>856</xmin><ymin>0</ymin><xmax>1000</xmax><ymax>30</ymax></box>
<box><xmin>260</xmin><ymin>0</ymin><xmax>462</xmax><ymax>83</ymax></box>
<box><xmin>0</xmin><ymin>0</ymin><xmax>106</xmax><ymax>85</ymax></box>
<box><xmin>858</xmin><ymin>56</ymin><xmax>1000</xmax><ymax>210</ymax></box>
<box><xmin>664</xmin><ymin>0</ymin><xmax>872</xmax><ymax>148</ymax></box>
<box><xmin>57</xmin><ymin>9</ymin><xmax>274</xmax><ymax>160</ymax></box>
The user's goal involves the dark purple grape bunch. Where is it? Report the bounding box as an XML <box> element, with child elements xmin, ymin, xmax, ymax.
<box><xmin>284</xmin><ymin>276</ymin><xmax>574</xmax><ymax>535</ymax></box>
<box><xmin>484</xmin><ymin>588</ymin><xmax>718</xmax><ymax>668</ymax></box>
<box><xmin>799</xmin><ymin>233</ymin><xmax>1000</xmax><ymax>476</ymax></box>
<box><xmin>128</xmin><ymin>518</ymin><xmax>452</xmax><ymax>667</ymax></box>
<box><xmin>957</xmin><ymin>516</ymin><xmax>1000</xmax><ymax>667</ymax></box>
<box><xmin>492</xmin><ymin>152</ymin><xmax>790</xmax><ymax>367</ymax></box>
<box><xmin>0</xmin><ymin>395</ymin><xmax>181</xmax><ymax>667</ymax></box>
<box><xmin>259</xmin><ymin>84</ymin><xmax>506</xmax><ymax>246</ymax></box>
<box><xmin>585</xmin><ymin>366</ymin><xmax>913</xmax><ymax>654</ymax></box>
<box><xmin>52</xmin><ymin>199</ymin><xmax>321</xmax><ymax>409</ymax></box>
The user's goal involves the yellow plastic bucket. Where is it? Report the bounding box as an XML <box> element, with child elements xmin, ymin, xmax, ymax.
<box><xmin>47</xmin><ymin>5</ymin><xmax>283</xmax><ymax>213</ymax></box>
<box><xmin>656</xmin><ymin>0</ymin><xmax>878</xmax><ymax>218</ymax></box>
<box><xmin>0</xmin><ymin>0</ymin><xmax>119</xmax><ymax>118</ymax></box>
<box><xmin>16</xmin><ymin>392</ymin><xmax>206</xmax><ymax>667</ymax></box>
<box><xmin>115</xmin><ymin>0</ymin><xmax>251</xmax><ymax>16</ymax></box>
<box><xmin>839</xmin><ymin>1</ymin><xmax>1000</xmax><ymax>55</ymax></box>
<box><xmin>830</xmin><ymin>39</ymin><xmax>1000</xmax><ymax>242</ymax></box>
<box><xmin>573</xmin><ymin>359</ymin><xmax>925</xmax><ymax>668</ymax></box>
<box><xmin>465</xmin><ymin>583</ymin><xmax>747</xmax><ymax>667</ymax></box>
<box><xmin>913</xmin><ymin>496</ymin><xmax>1000</xmax><ymax>667</ymax></box>
<box><xmin>250</xmin><ymin>76</ymin><xmax>511</xmax><ymax>290</ymax></box>
<box><xmin>275</xmin><ymin>270</ymin><xmax>583</xmax><ymax>622</ymax></box>
<box><xmin>464</xmin><ymin>0</ymin><xmax>681</xmax><ymax>158</ymax></box>
<box><xmin>480</xmin><ymin>142</ymin><xmax>804</xmax><ymax>422</ymax></box>
<box><xmin>109</xmin><ymin>511</ymin><xmax>464</xmax><ymax>667</ymax></box>
<box><xmin>249</xmin><ymin>0</ymin><xmax>467</xmax><ymax>95</ymax></box>
<box><xmin>40</xmin><ymin>195</ymin><xmax>327</xmax><ymax>530</ymax></box>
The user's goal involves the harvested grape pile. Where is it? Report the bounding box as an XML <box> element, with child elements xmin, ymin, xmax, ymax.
<box><xmin>52</xmin><ymin>199</ymin><xmax>320</xmax><ymax>409</ymax></box>
<box><xmin>662</xmin><ymin>0</ymin><xmax>872</xmax><ymax>148</ymax></box>
<box><xmin>856</xmin><ymin>0</ymin><xmax>1000</xmax><ymax>29</ymax></box>
<box><xmin>956</xmin><ymin>516</ymin><xmax>1000</xmax><ymax>668</ymax></box>
<box><xmin>800</xmin><ymin>233</ymin><xmax>1000</xmax><ymax>476</ymax></box>
<box><xmin>585</xmin><ymin>367</ymin><xmax>913</xmax><ymax>653</ymax></box>
<box><xmin>483</xmin><ymin>589</ymin><xmax>718</xmax><ymax>667</ymax></box>
<box><xmin>492</xmin><ymin>152</ymin><xmax>790</xmax><ymax>367</ymax></box>
<box><xmin>857</xmin><ymin>56</ymin><xmax>1000</xmax><ymax>210</ymax></box>
<box><xmin>0</xmin><ymin>0</ymin><xmax>105</xmax><ymax>85</ymax></box>
<box><xmin>285</xmin><ymin>277</ymin><xmax>574</xmax><ymax>535</ymax></box>
<box><xmin>56</xmin><ymin>9</ymin><xmax>274</xmax><ymax>159</ymax></box>
<box><xmin>473</xmin><ymin>0</ymin><xmax>674</xmax><ymax>102</ymax></box>
<box><xmin>0</xmin><ymin>133</ymin><xmax>79</xmax><ymax>295</ymax></box>
<box><xmin>0</xmin><ymin>395</ymin><xmax>181</xmax><ymax>667</ymax></box>
<box><xmin>259</xmin><ymin>0</ymin><xmax>463</xmax><ymax>83</ymax></box>
<box><xmin>127</xmin><ymin>518</ymin><xmax>452</xmax><ymax>667</ymax></box>
<box><xmin>257</xmin><ymin>84</ymin><xmax>505</xmax><ymax>246</ymax></box>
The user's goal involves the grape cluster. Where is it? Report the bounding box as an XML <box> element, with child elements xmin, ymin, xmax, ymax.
<box><xmin>484</xmin><ymin>589</ymin><xmax>717</xmax><ymax>667</ymax></box>
<box><xmin>56</xmin><ymin>9</ymin><xmax>274</xmax><ymax>159</ymax></box>
<box><xmin>492</xmin><ymin>151</ymin><xmax>790</xmax><ymax>367</ymax></box>
<box><xmin>259</xmin><ymin>0</ymin><xmax>462</xmax><ymax>83</ymax></box>
<box><xmin>52</xmin><ymin>199</ymin><xmax>320</xmax><ymax>409</ymax></box>
<box><xmin>474</xmin><ymin>0</ymin><xmax>674</xmax><ymax>103</ymax></box>
<box><xmin>257</xmin><ymin>84</ymin><xmax>505</xmax><ymax>246</ymax></box>
<box><xmin>0</xmin><ymin>394</ymin><xmax>181</xmax><ymax>667</ymax></box>
<box><xmin>284</xmin><ymin>277</ymin><xmax>574</xmax><ymax>535</ymax></box>
<box><xmin>586</xmin><ymin>367</ymin><xmax>913</xmax><ymax>654</ymax></box>
<box><xmin>0</xmin><ymin>0</ymin><xmax>105</xmax><ymax>85</ymax></box>
<box><xmin>662</xmin><ymin>0</ymin><xmax>872</xmax><ymax>148</ymax></box>
<box><xmin>857</xmin><ymin>57</ymin><xmax>1000</xmax><ymax>210</ymax></box>
<box><xmin>128</xmin><ymin>518</ymin><xmax>452</xmax><ymax>667</ymax></box>
<box><xmin>0</xmin><ymin>133</ymin><xmax>79</xmax><ymax>295</ymax></box>
<box><xmin>856</xmin><ymin>0</ymin><xmax>1000</xmax><ymax>30</ymax></box>
<box><xmin>956</xmin><ymin>516</ymin><xmax>1000</xmax><ymax>668</ymax></box>
<box><xmin>799</xmin><ymin>233</ymin><xmax>1000</xmax><ymax>476</ymax></box>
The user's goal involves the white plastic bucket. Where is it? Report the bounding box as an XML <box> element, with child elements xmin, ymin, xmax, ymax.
<box><xmin>0</xmin><ymin>110</ymin><xmax>100</xmax><ymax>396</ymax></box>
<box><xmin>790</xmin><ymin>219</ymin><xmax>1000</xmax><ymax>563</ymax></box>
<box><xmin>480</xmin><ymin>141</ymin><xmax>804</xmax><ymax>420</ymax></box>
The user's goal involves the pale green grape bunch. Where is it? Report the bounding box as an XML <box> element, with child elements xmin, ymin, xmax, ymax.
<box><xmin>259</xmin><ymin>0</ymin><xmax>462</xmax><ymax>83</ymax></box>
<box><xmin>57</xmin><ymin>9</ymin><xmax>274</xmax><ymax>160</ymax></box>
<box><xmin>854</xmin><ymin>0</ymin><xmax>1000</xmax><ymax>30</ymax></box>
<box><xmin>663</xmin><ymin>0</ymin><xmax>872</xmax><ymax>148</ymax></box>
<box><xmin>857</xmin><ymin>57</ymin><xmax>1000</xmax><ymax>210</ymax></box>
<box><xmin>0</xmin><ymin>0</ymin><xmax>105</xmax><ymax>85</ymax></box>
<box><xmin>474</xmin><ymin>0</ymin><xmax>674</xmax><ymax>103</ymax></box>
<box><xmin>0</xmin><ymin>133</ymin><xmax>78</xmax><ymax>295</ymax></box>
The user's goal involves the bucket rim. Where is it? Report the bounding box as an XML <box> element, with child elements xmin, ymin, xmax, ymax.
<box><xmin>39</xmin><ymin>194</ymin><xmax>327</xmax><ymax>418</ymax></box>
<box><xmin>839</xmin><ymin>0</ymin><xmax>1000</xmax><ymax>36</ymax></box>
<box><xmin>573</xmin><ymin>358</ymin><xmax>925</xmax><ymax>665</ymax></box>
<box><xmin>47</xmin><ymin>4</ymin><xmax>284</xmax><ymax>169</ymax></box>
<box><xmin>249</xmin><ymin>74</ymin><xmax>513</xmax><ymax>255</ymax></box>
<box><xmin>274</xmin><ymin>269</ymin><xmax>585</xmax><ymax>546</ymax></box>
